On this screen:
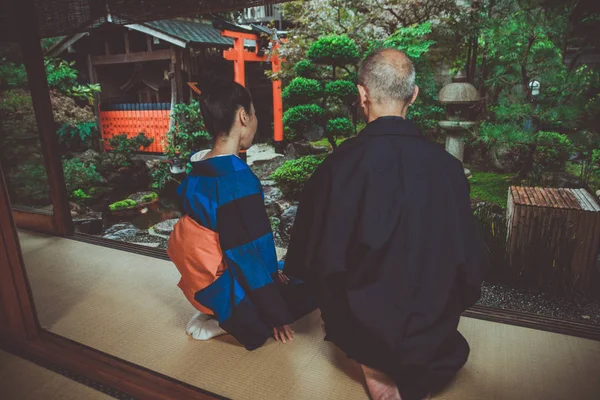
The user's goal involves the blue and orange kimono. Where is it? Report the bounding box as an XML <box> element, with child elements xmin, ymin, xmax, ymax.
<box><xmin>167</xmin><ymin>151</ymin><xmax>313</xmax><ymax>350</ymax></box>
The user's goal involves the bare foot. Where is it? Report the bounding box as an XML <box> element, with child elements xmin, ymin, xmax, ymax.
<box><xmin>361</xmin><ymin>365</ymin><xmax>402</xmax><ymax>400</ymax></box>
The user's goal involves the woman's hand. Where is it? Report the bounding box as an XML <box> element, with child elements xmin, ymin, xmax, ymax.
<box><xmin>273</xmin><ymin>325</ymin><xmax>294</xmax><ymax>343</ymax></box>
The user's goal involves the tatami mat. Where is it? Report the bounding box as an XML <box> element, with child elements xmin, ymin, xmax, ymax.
<box><xmin>0</xmin><ymin>349</ymin><xmax>112</xmax><ymax>400</ymax></box>
<box><xmin>20</xmin><ymin>232</ymin><xmax>600</xmax><ymax>400</ymax></box>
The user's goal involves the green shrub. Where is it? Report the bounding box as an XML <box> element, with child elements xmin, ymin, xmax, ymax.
<box><xmin>57</xmin><ymin>121</ymin><xmax>98</xmax><ymax>151</ymax></box>
<box><xmin>169</xmin><ymin>100</ymin><xmax>212</xmax><ymax>161</ymax></box>
<box><xmin>327</xmin><ymin>117</ymin><xmax>355</xmax><ymax>137</ymax></box>
<box><xmin>140</xmin><ymin>192</ymin><xmax>158</xmax><ymax>203</ymax></box>
<box><xmin>324</xmin><ymin>80</ymin><xmax>358</xmax><ymax>105</ymax></box>
<box><xmin>107</xmin><ymin>133</ymin><xmax>154</xmax><ymax>167</ymax></box>
<box><xmin>108</xmin><ymin>199</ymin><xmax>137</xmax><ymax>211</ymax></box>
<box><xmin>0</xmin><ymin>61</ymin><xmax>28</xmax><ymax>89</ymax></box>
<box><xmin>293</xmin><ymin>60</ymin><xmax>316</xmax><ymax>78</ymax></box>
<box><xmin>282</xmin><ymin>77</ymin><xmax>323</xmax><ymax>105</ymax></box>
<box><xmin>530</xmin><ymin>131</ymin><xmax>574</xmax><ymax>184</ymax></box>
<box><xmin>271</xmin><ymin>156</ymin><xmax>324</xmax><ymax>198</ymax></box>
<box><xmin>307</xmin><ymin>35</ymin><xmax>361</xmax><ymax>66</ymax></box>
<box><xmin>72</xmin><ymin>189</ymin><xmax>92</xmax><ymax>203</ymax></box>
<box><xmin>283</xmin><ymin>104</ymin><xmax>324</xmax><ymax>140</ymax></box>
<box><xmin>61</xmin><ymin>157</ymin><xmax>104</xmax><ymax>194</ymax></box>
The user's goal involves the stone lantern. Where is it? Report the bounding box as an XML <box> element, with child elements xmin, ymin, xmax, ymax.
<box><xmin>438</xmin><ymin>71</ymin><xmax>481</xmax><ymax>176</ymax></box>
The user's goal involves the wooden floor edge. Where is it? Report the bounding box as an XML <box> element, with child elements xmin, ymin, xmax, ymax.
<box><xmin>6</xmin><ymin>331</ymin><xmax>226</xmax><ymax>400</ymax></box>
<box><xmin>463</xmin><ymin>305</ymin><xmax>600</xmax><ymax>341</ymax></box>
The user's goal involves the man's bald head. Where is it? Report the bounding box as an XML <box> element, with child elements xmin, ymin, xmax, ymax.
<box><xmin>358</xmin><ymin>48</ymin><xmax>416</xmax><ymax>105</ymax></box>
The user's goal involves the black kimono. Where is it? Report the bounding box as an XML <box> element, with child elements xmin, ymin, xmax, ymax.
<box><xmin>284</xmin><ymin>116</ymin><xmax>490</xmax><ymax>400</ymax></box>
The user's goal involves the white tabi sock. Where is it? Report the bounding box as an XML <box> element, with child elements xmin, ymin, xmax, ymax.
<box><xmin>185</xmin><ymin>311</ymin><xmax>227</xmax><ymax>341</ymax></box>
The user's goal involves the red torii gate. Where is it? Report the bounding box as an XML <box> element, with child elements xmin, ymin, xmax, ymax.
<box><xmin>220</xmin><ymin>29</ymin><xmax>285</xmax><ymax>150</ymax></box>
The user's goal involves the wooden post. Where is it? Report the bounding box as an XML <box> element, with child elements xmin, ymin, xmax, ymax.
<box><xmin>271</xmin><ymin>42</ymin><xmax>284</xmax><ymax>144</ymax></box>
<box><xmin>19</xmin><ymin>23</ymin><xmax>73</xmax><ymax>236</ymax></box>
<box><xmin>146</xmin><ymin>36</ymin><xmax>152</xmax><ymax>52</ymax></box>
<box><xmin>124</xmin><ymin>30</ymin><xmax>131</xmax><ymax>54</ymax></box>
<box><xmin>168</xmin><ymin>46</ymin><xmax>182</xmax><ymax>133</ymax></box>
<box><xmin>0</xmin><ymin>162</ymin><xmax>40</xmax><ymax>342</ymax></box>
<box><xmin>87</xmin><ymin>53</ymin><xmax>103</xmax><ymax>152</ymax></box>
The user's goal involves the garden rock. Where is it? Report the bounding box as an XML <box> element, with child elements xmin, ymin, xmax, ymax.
<box><xmin>72</xmin><ymin>211</ymin><xmax>103</xmax><ymax>235</ymax></box>
<box><xmin>489</xmin><ymin>144</ymin><xmax>523</xmax><ymax>172</ymax></box>
<box><xmin>303</xmin><ymin>125</ymin><xmax>325</xmax><ymax>141</ymax></box>
<box><xmin>246</xmin><ymin>144</ymin><xmax>283</xmax><ymax>166</ymax></box>
<box><xmin>264</xmin><ymin>186</ymin><xmax>283</xmax><ymax>202</ymax></box>
<box><xmin>103</xmin><ymin>223</ymin><xmax>137</xmax><ymax>241</ymax></box>
<box><xmin>261</xmin><ymin>180</ymin><xmax>277</xmax><ymax>187</ymax></box>
<box><xmin>75</xmin><ymin>149</ymin><xmax>100</xmax><ymax>165</ymax></box>
<box><xmin>154</xmin><ymin>218</ymin><xmax>179</xmax><ymax>235</ymax></box>
<box><xmin>264</xmin><ymin>196</ymin><xmax>279</xmax><ymax>217</ymax></box>
<box><xmin>279</xmin><ymin>205</ymin><xmax>298</xmax><ymax>241</ymax></box>
<box><xmin>128</xmin><ymin>191</ymin><xmax>159</xmax><ymax>204</ymax></box>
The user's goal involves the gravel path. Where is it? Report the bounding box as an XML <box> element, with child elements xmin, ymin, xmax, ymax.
<box><xmin>477</xmin><ymin>282</ymin><xmax>600</xmax><ymax>325</ymax></box>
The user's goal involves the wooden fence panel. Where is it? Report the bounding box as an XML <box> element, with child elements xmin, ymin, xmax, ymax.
<box><xmin>99</xmin><ymin>103</ymin><xmax>171</xmax><ymax>153</ymax></box>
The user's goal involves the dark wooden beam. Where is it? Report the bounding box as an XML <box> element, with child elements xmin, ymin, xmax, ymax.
<box><xmin>124</xmin><ymin>31</ymin><xmax>130</xmax><ymax>54</ymax></box>
<box><xmin>92</xmin><ymin>49</ymin><xmax>171</xmax><ymax>65</ymax></box>
<box><xmin>19</xmin><ymin>18</ymin><xmax>73</xmax><ymax>237</ymax></box>
<box><xmin>0</xmin><ymin>166</ymin><xmax>40</xmax><ymax>343</ymax></box>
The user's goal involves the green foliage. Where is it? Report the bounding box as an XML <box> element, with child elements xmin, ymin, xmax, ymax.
<box><xmin>169</xmin><ymin>100</ymin><xmax>211</xmax><ymax>161</ymax></box>
<box><xmin>383</xmin><ymin>22</ymin><xmax>436</xmax><ymax>59</ymax></box>
<box><xmin>324</xmin><ymin>80</ymin><xmax>357</xmax><ymax>105</ymax></box>
<box><xmin>108</xmin><ymin>199</ymin><xmax>137</xmax><ymax>211</ymax></box>
<box><xmin>307</xmin><ymin>35</ymin><xmax>361</xmax><ymax>66</ymax></box>
<box><xmin>57</xmin><ymin>121</ymin><xmax>98</xmax><ymax>151</ymax></box>
<box><xmin>294</xmin><ymin>60</ymin><xmax>317</xmax><ymax>78</ymax></box>
<box><xmin>283</xmin><ymin>104</ymin><xmax>324</xmax><ymax>139</ymax></box>
<box><xmin>282</xmin><ymin>77</ymin><xmax>323</xmax><ymax>105</ymax></box>
<box><xmin>326</xmin><ymin>117</ymin><xmax>354</xmax><ymax>137</ymax></box>
<box><xmin>0</xmin><ymin>61</ymin><xmax>27</xmax><ymax>89</ymax></box>
<box><xmin>8</xmin><ymin>163</ymin><xmax>51</xmax><ymax>205</ymax></box>
<box><xmin>61</xmin><ymin>157</ymin><xmax>104</xmax><ymax>195</ymax></box>
<box><xmin>383</xmin><ymin>22</ymin><xmax>444</xmax><ymax>133</ymax></box>
<box><xmin>271</xmin><ymin>156</ymin><xmax>324</xmax><ymax>198</ymax></box>
<box><xmin>107</xmin><ymin>133</ymin><xmax>154</xmax><ymax>167</ymax></box>
<box><xmin>44</xmin><ymin>58</ymin><xmax>78</xmax><ymax>93</ymax></box>
<box><xmin>529</xmin><ymin>132</ymin><xmax>574</xmax><ymax>185</ymax></box>
<box><xmin>151</xmin><ymin>100</ymin><xmax>210</xmax><ymax>192</ymax></box>
<box><xmin>72</xmin><ymin>189</ymin><xmax>92</xmax><ymax>203</ymax></box>
<box><xmin>474</xmin><ymin>1</ymin><xmax>600</xmax><ymax>179</ymax></box>
<box><xmin>0</xmin><ymin>89</ymin><xmax>31</xmax><ymax>115</ymax></box>
<box><xmin>469</xmin><ymin>170</ymin><xmax>514</xmax><ymax>208</ymax></box>
<box><xmin>140</xmin><ymin>192</ymin><xmax>159</xmax><ymax>203</ymax></box>
<box><xmin>150</xmin><ymin>163</ymin><xmax>172</xmax><ymax>192</ymax></box>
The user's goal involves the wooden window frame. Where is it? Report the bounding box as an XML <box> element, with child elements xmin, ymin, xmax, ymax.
<box><xmin>1</xmin><ymin>2</ymin><xmax>599</xmax><ymax>399</ymax></box>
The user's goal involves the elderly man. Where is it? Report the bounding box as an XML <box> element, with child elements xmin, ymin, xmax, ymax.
<box><xmin>284</xmin><ymin>48</ymin><xmax>490</xmax><ymax>400</ymax></box>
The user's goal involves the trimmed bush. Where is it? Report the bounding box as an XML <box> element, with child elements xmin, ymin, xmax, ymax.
<box><xmin>283</xmin><ymin>104</ymin><xmax>324</xmax><ymax>139</ymax></box>
<box><xmin>109</xmin><ymin>199</ymin><xmax>137</xmax><ymax>211</ymax></box>
<box><xmin>325</xmin><ymin>80</ymin><xmax>358</xmax><ymax>105</ymax></box>
<box><xmin>327</xmin><ymin>117</ymin><xmax>355</xmax><ymax>137</ymax></box>
<box><xmin>294</xmin><ymin>60</ymin><xmax>316</xmax><ymax>78</ymax></box>
<box><xmin>62</xmin><ymin>157</ymin><xmax>104</xmax><ymax>194</ymax></box>
<box><xmin>271</xmin><ymin>156</ymin><xmax>325</xmax><ymax>198</ymax></box>
<box><xmin>140</xmin><ymin>192</ymin><xmax>159</xmax><ymax>203</ymax></box>
<box><xmin>307</xmin><ymin>35</ymin><xmax>360</xmax><ymax>66</ymax></box>
<box><xmin>282</xmin><ymin>77</ymin><xmax>323</xmax><ymax>106</ymax></box>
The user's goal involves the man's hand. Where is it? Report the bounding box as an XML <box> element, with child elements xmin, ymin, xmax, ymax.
<box><xmin>273</xmin><ymin>325</ymin><xmax>294</xmax><ymax>343</ymax></box>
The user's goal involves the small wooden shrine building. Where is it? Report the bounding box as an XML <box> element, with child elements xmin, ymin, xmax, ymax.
<box><xmin>46</xmin><ymin>18</ymin><xmax>274</xmax><ymax>153</ymax></box>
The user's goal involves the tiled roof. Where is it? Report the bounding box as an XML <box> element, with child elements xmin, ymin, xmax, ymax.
<box><xmin>145</xmin><ymin>19</ymin><xmax>234</xmax><ymax>47</ymax></box>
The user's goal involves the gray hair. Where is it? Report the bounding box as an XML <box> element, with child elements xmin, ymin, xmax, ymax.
<box><xmin>358</xmin><ymin>48</ymin><xmax>416</xmax><ymax>104</ymax></box>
